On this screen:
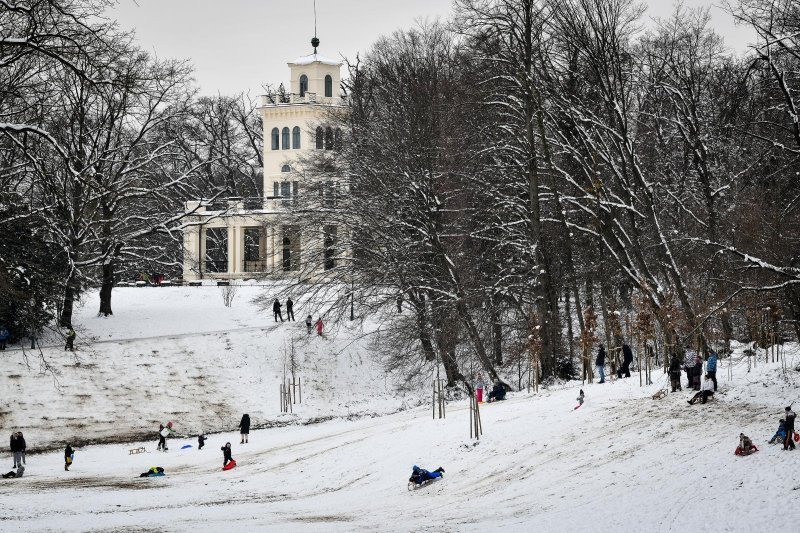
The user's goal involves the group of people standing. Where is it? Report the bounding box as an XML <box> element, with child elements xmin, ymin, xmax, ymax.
<box><xmin>594</xmin><ymin>343</ymin><xmax>635</xmax><ymax>383</ymax></box>
<box><xmin>272</xmin><ymin>297</ymin><xmax>324</xmax><ymax>336</ymax></box>
<box><xmin>667</xmin><ymin>349</ymin><xmax>717</xmax><ymax>405</ymax></box>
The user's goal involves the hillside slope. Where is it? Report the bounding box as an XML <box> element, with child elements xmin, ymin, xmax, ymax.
<box><xmin>0</xmin><ymin>285</ymin><xmax>424</xmax><ymax>449</ymax></box>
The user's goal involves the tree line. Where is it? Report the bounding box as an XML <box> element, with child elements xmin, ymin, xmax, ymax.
<box><xmin>0</xmin><ymin>0</ymin><xmax>263</xmax><ymax>346</ymax></box>
<box><xmin>291</xmin><ymin>0</ymin><xmax>800</xmax><ymax>390</ymax></box>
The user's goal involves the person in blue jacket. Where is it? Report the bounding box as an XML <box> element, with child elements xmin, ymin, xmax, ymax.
<box><xmin>706</xmin><ymin>351</ymin><xmax>718</xmax><ymax>391</ymax></box>
<box><xmin>409</xmin><ymin>465</ymin><xmax>444</xmax><ymax>484</ymax></box>
<box><xmin>0</xmin><ymin>325</ymin><xmax>9</xmax><ymax>350</ymax></box>
<box><xmin>768</xmin><ymin>419</ymin><xmax>787</xmax><ymax>444</ymax></box>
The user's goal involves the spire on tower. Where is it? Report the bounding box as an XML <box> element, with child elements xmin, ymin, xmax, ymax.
<box><xmin>311</xmin><ymin>0</ymin><xmax>319</xmax><ymax>53</ymax></box>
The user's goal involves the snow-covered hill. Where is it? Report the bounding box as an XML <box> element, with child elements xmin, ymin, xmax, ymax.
<box><xmin>1</xmin><ymin>344</ymin><xmax>799</xmax><ymax>532</ymax></box>
<box><xmin>2</xmin><ymin>286</ymin><xmax>800</xmax><ymax>532</ymax></box>
<box><xmin>0</xmin><ymin>285</ymin><xmax>425</xmax><ymax>450</ymax></box>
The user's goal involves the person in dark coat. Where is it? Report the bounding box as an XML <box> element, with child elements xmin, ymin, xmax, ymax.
<box><xmin>10</xmin><ymin>432</ymin><xmax>23</xmax><ymax>468</ymax></box>
<box><xmin>305</xmin><ymin>315</ymin><xmax>313</xmax><ymax>334</ymax></box>
<box><xmin>198</xmin><ymin>434</ymin><xmax>206</xmax><ymax>450</ymax></box>
<box><xmin>617</xmin><ymin>344</ymin><xmax>633</xmax><ymax>378</ymax></box>
<box><xmin>65</xmin><ymin>328</ymin><xmax>76</xmax><ymax>351</ymax></box>
<box><xmin>64</xmin><ymin>444</ymin><xmax>74</xmax><ymax>471</ymax></box>
<box><xmin>669</xmin><ymin>353</ymin><xmax>682</xmax><ymax>392</ymax></box>
<box><xmin>286</xmin><ymin>297</ymin><xmax>295</xmax><ymax>321</ymax></box>
<box><xmin>239</xmin><ymin>414</ymin><xmax>251</xmax><ymax>444</ymax></box>
<box><xmin>784</xmin><ymin>406</ymin><xmax>796</xmax><ymax>451</ymax></box>
<box><xmin>692</xmin><ymin>352</ymin><xmax>703</xmax><ymax>390</ymax></box>
<box><xmin>273</xmin><ymin>299</ymin><xmax>283</xmax><ymax>322</ymax></box>
<box><xmin>595</xmin><ymin>344</ymin><xmax>606</xmax><ymax>383</ymax></box>
<box><xmin>409</xmin><ymin>465</ymin><xmax>444</xmax><ymax>484</ymax></box>
<box><xmin>488</xmin><ymin>381</ymin><xmax>506</xmax><ymax>402</ymax></box>
<box><xmin>0</xmin><ymin>325</ymin><xmax>9</xmax><ymax>350</ymax></box>
<box><xmin>221</xmin><ymin>442</ymin><xmax>233</xmax><ymax>467</ymax></box>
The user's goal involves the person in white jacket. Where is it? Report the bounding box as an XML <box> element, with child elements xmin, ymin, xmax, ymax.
<box><xmin>688</xmin><ymin>374</ymin><xmax>715</xmax><ymax>405</ymax></box>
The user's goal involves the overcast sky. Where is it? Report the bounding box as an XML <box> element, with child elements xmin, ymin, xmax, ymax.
<box><xmin>109</xmin><ymin>0</ymin><xmax>755</xmax><ymax>97</ymax></box>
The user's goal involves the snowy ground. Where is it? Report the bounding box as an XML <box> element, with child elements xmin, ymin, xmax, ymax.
<box><xmin>2</xmin><ymin>287</ymin><xmax>800</xmax><ymax>532</ymax></box>
<box><xmin>0</xmin><ymin>285</ymin><xmax>425</xmax><ymax>449</ymax></box>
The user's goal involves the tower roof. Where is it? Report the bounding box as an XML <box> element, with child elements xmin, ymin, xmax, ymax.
<box><xmin>288</xmin><ymin>52</ymin><xmax>341</xmax><ymax>67</ymax></box>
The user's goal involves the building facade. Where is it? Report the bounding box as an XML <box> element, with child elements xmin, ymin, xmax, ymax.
<box><xmin>181</xmin><ymin>48</ymin><xmax>344</xmax><ymax>281</ymax></box>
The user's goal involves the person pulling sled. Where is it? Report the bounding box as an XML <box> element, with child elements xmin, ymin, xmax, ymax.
<box><xmin>408</xmin><ymin>465</ymin><xmax>444</xmax><ymax>490</ymax></box>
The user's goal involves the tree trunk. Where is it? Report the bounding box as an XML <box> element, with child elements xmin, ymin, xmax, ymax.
<box><xmin>60</xmin><ymin>283</ymin><xmax>75</xmax><ymax>329</ymax></box>
<box><xmin>99</xmin><ymin>262</ymin><xmax>114</xmax><ymax>316</ymax></box>
<box><xmin>491</xmin><ymin>297</ymin><xmax>502</xmax><ymax>365</ymax></box>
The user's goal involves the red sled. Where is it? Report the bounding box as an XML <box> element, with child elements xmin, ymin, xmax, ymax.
<box><xmin>222</xmin><ymin>459</ymin><xmax>237</xmax><ymax>471</ymax></box>
<box><xmin>734</xmin><ymin>445</ymin><xmax>758</xmax><ymax>456</ymax></box>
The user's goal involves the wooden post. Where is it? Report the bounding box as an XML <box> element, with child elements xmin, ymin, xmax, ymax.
<box><xmin>469</xmin><ymin>394</ymin><xmax>482</xmax><ymax>440</ymax></box>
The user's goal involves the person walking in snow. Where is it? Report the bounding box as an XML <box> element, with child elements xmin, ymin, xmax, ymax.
<box><xmin>221</xmin><ymin>442</ymin><xmax>234</xmax><ymax>468</ymax></box>
<box><xmin>595</xmin><ymin>344</ymin><xmax>606</xmax><ymax>383</ymax></box>
<box><xmin>64</xmin><ymin>444</ymin><xmax>74</xmax><ymax>471</ymax></box>
<box><xmin>706</xmin><ymin>351</ymin><xmax>718</xmax><ymax>391</ymax></box>
<box><xmin>315</xmin><ymin>317</ymin><xmax>324</xmax><ymax>336</ymax></box>
<box><xmin>273</xmin><ymin>299</ymin><xmax>283</xmax><ymax>322</ymax></box>
<box><xmin>239</xmin><ymin>414</ymin><xmax>250</xmax><ymax>444</ymax></box>
<box><xmin>198</xmin><ymin>434</ymin><xmax>206</xmax><ymax>450</ymax></box>
<box><xmin>0</xmin><ymin>325</ymin><xmax>9</xmax><ymax>350</ymax></box>
<box><xmin>687</xmin><ymin>374</ymin><xmax>714</xmax><ymax>405</ymax></box>
<box><xmin>783</xmin><ymin>406</ymin><xmax>796</xmax><ymax>451</ymax></box>
<box><xmin>617</xmin><ymin>343</ymin><xmax>633</xmax><ymax>378</ymax></box>
<box><xmin>157</xmin><ymin>422</ymin><xmax>173</xmax><ymax>451</ymax></box>
<box><xmin>669</xmin><ymin>353</ymin><xmax>682</xmax><ymax>392</ymax></box>
<box><xmin>286</xmin><ymin>297</ymin><xmax>295</xmax><ymax>321</ymax></box>
<box><xmin>65</xmin><ymin>327</ymin><xmax>76</xmax><ymax>351</ymax></box>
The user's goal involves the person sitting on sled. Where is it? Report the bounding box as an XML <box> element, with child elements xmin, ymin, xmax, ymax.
<box><xmin>409</xmin><ymin>465</ymin><xmax>445</xmax><ymax>484</ymax></box>
<box><xmin>488</xmin><ymin>381</ymin><xmax>506</xmax><ymax>402</ymax></box>
<box><xmin>576</xmin><ymin>389</ymin><xmax>585</xmax><ymax>407</ymax></box>
<box><xmin>221</xmin><ymin>442</ymin><xmax>234</xmax><ymax>468</ymax></box>
<box><xmin>768</xmin><ymin>419</ymin><xmax>787</xmax><ymax>445</ymax></box>
<box><xmin>139</xmin><ymin>466</ymin><xmax>165</xmax><ymax>477</ymax></box>
<box><xmin>736</xmin><ymin>433</ymin><xmax>758</xmax><ymax>456</ymax></box>
<box><xmin>687</xmin><ymin>374</ymin><xmax>714</xmax><ymax>405</ymax></box>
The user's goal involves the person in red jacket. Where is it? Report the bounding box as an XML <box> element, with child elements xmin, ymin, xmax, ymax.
<box><xmin>315</xmin><ymin>317</ymin><xmax>324</xmax><ymax>336</ymax></box>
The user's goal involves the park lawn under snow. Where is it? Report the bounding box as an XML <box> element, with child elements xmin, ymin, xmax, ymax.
<box><xmin>1</xmin><ymin>285</ymin><xmax>800</xmax><ymax>532</ymax></box>
<box><xmin>0</xmin><ymin>284</ymin><xmax>425</xmax><ymax>449</ymax></box>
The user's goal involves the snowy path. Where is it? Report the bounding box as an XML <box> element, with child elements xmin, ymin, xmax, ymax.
<box><xmin>2</xmin><ymin>366</ymin><xmax>799</xmax><ymax>532</ymax></box>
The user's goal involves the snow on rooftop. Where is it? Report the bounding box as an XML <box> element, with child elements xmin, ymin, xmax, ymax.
<box><xmin>288</xmin><ymin>52</ymin><xmax>341</xmax><ymax>66</ymax></box>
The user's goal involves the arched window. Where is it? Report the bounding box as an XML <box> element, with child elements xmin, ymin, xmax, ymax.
<box><xmin>325</xmin><ymin>127</ymin><xmax>333</xmax><ymax>150</ymax></box>
<box><xmin>281</xmin><ymin>164</ymin><xmax>291</xmax><ymax>173</ymax></box>
<box><xmin>282</xmin><ymin>237</ymin><xmax>292</xmax><ymax>271</ymax></box>
<box><xmin>315</xmin><ymin>126</ymin><xmax>324</xmax><ymax>149</ymax></box>
<box><xmin>324</xmin><ymin>75</ymin><xmax>333</xmax><ymax>97</ymax></box>
<box><xmin>281</xmin><ymin>127</ymin><xmax>290</xmax><ymax>150</ymax></box>
<box><xmin>271</xmin><ymin>128</ymin><xmax>279</xmax><ymax>150</ymax></box>
<box><xmin>292</xmin><ymin>126</ymin><xmax>301</xmax><ymax>149</ymax></box>
<box><xmin>299</xmin><ymin>75</ymin><xmax>308</xmax><ymax>97</ymax></box>
<box><xmin>334</xmin><ymin>128</ymin><xmax>343</xmax><ymax>151</ymax></box>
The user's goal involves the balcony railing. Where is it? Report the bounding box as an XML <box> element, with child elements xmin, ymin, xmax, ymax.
<box><xmin>259</xmin><ymin>92</ymin><xmax>345</xmax><ymax>107</ymax></box>
<box><xmin>242</xmin><ymin>260</ymin><xmax>271</xmax><ymax>273</ymax></box>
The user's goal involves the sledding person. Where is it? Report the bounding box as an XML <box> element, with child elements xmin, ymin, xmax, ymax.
<box><xmin>315</xmin><ymin>317</ymin><xmax>324</xmax><ymax>336</ymax></box>
<box><xmin>488</xmin><ymin>380</ymin><xmax>506</xmax><ymax>402</ymax></box>
<box><xmin>706</xmin><ymin>351</ymin><xmax>718</xmax><ymax>391</ymax></box>
<box><xmin>221</xmin><ymin>442</ymin><xmax>234</xmax><ymax>468</ymax></box>
<box><xmin>617</xmin><ymin>343</ymin><xmax>633</xmax><ymax>378</ymax></box>
<box><xmin>783</xmin><ymin>406</ymin><xmax>796</xmax><ymax>451</ymax></box>
<box><xmin>0</xmin><ymin>324</ymin><xmax>9</xmax><ymax>350</ymax></box>
<box><xmin>737</xmin><ymin>433</ymin><xmax>757</xmax><ymax>456</ymax></box>
<box><xmin>64</xmin><ymin>444</ymin><xmax>74</xmax><ymax>471</ymax></box>
<box><xmin>595</xmin><ymin>344</ymin><xmax>606</xmax><ymax>383</ymax></box>
<box><xmin>409</xmin><ymin>465</ymin><xmax>444</xmax><ymax>484</ymax></box>
<box><xmin>576</xmin><ymin>389</ymin><xmax>585</xmax><ymax>407</ymax></box>
<box><xmin>687</xmin><ymin>374</ymin><xmax>715</xmax><ymax>405</ymax></box>
<box><xmin>305</xmin><ymin>315</ymin><xmax>313</xmax><ymax>334</ymax></box>
<box><xmin>768</xmin><ymin>419</ymin><xmax>787</xmax><ymax>445</ymax></box>
<box><xmin>239</xmin><ymin>414</ymin><xmax>250</xmax><ymax>444</ymax></box>
<box><xmin>65</xmin><ymin>327</ymin><xmax>76</xmax><ymax>351</ymax></box>
<box><xmin>669</xmin><ymin>353</ymin><xmax>682</xmax><ymax>392</ymax></box>
<box><xmin>273</xmin><ymin>299</ymin><xmax>283</xmax><ymax>322</ymax></box>
<box><xmin>139</xmin><ymin>466</ymin><xmax>165</xmax><ymax>477</ymax></box>
<box><xmin>286</xmin><ymin>297</ymin><xmax>295</xmax><ymax>321</ymax></box>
